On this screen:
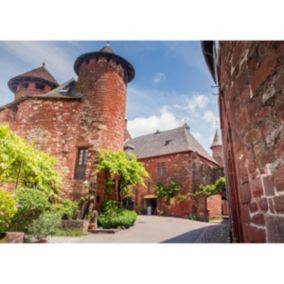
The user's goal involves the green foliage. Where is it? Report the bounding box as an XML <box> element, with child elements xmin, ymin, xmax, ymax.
<box><xmin>27</xmin><ymin>211</ymin><xmax>61</xmax><ymax>241</ymax></box>
<box><xmin>50</xmin><ymin>199</ymin><xmax>79</xmax><ymax>220</ymax></box>
<box><xmin>0</xmin><ymin>124</ymin><xmax>62</xmax><ymax>197</ymax></box>
<box><xmin>10</xmin><ymin>188</ymin><xmax>50</xmax><ymax>232</ymax></box>
<box><xmin>98</xmin><ymin>209</ymin><xmax>137</xmax><ymax>229</ymax></box>
<box><xmin>154</xmin><ymin>181</ymin><xmax>181</xmax><ymax>200</ymax></box>
<box><xmin>100</xmin><ymin>199</ymin><xmax>120</xmax><ymax>215</ymax></box>
<box><xmin>52</xmin><ymin>228</ymin><xmax>86</xmax><ymax>237</ymax></box>
<box><xmin>96</xmin><ymin>150</ymin><xmax>149</xmax><ymax>199</ymax></box>
<box><xmin>0</xmin><ymin>189</ymin><xmax>17</xmax><ymax>233</ymax></box>
<box><xmin>192</xmin><ymin>177</ymin><xmax>226</xmax><ymax>198</ymax></box>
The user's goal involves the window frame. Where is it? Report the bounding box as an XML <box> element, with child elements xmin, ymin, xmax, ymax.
<box><xmin>74</xmin><ymin>148</ymin><xmax>89</xmax><ymax>180</ymax></box>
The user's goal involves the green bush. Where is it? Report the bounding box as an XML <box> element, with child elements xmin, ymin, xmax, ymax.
<box><xmin>0</xmin><ymin>189</ymin><xmax>17</xmax><ymax>233</ymax></box>
<box><xmin>50</xmin><ymin>199</ymin><xmax>79</xmax><ymax>220</ymax></box>
<box><xmin>10</xmin><ymin>188</ymin><xmax>50</xmax><ymax>232</ymax></box>
<box><xmin>27</xmin><ymin>211</ymin><xmax>61</xmax><ymax>241</ymax></box>
<box><xmin>98</xmin><ymin>209</ymin><xmax>137</xmax><ymax>229</ymax></box>
<box><xmin>100</xmin><ymin>199</ymin><xmax>120</xmax><ymax>215</ymax></box>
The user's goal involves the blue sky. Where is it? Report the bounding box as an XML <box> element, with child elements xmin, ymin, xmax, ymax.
<box><xmin>0</xmin><ymin>41</ymin><xmax>218</xmax><ymax>152</ymax></box>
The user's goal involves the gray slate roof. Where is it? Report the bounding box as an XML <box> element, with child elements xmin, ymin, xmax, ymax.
<box><xmin>125</xmin><ymin>124</ymin><xmax>217</xmax><ymax>163</ymax></box>
<box><xmin>30</xmin><ymin>79</ymin><xmax>82</xmax><ymax>99</ymax></box>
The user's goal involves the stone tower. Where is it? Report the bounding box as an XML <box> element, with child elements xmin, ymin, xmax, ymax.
<box><xmin>8</xmin><ymin>63</ymin><xmax>59</xmax><ymax>100</ymax></box>
<box><xmin>74</xmin><ymin>43</ymin><xmax>135</xmax><ymax>151</ymax></box>
<box><xmin>210</xmin><ymin>127</ymin><xmax>224</xmax><ymax>167</ymax></box>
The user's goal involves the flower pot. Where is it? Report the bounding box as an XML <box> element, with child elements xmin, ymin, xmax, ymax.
<box><xmin>61</xmin><ymin>220</ymin><xmax>89</xmax><ymax>234</ymax></box>
<box><xmin>0</xmin><ymin>232</ymin><xmax>24</xmax><ymax>243</ymax></box>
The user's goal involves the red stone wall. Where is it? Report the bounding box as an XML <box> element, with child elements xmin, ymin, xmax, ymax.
<box><xmin>207</xmin><ymin>194</ymin><xmax>222</xmax><ymax>219</ymax></box>
<box><xmin>219</xmin><ymin>41</ymin><xmax>284</xmax><ymax>242</ymax></box>
<box><xmin>135</xmin><ymin>151</ymin><xmax>222</xmax><ymax>219</ymax></box>
<box><xmin>6</xmin><ymin>98</ymin><xmax>83</xmax><ymax>197</ymax></box>
<box><xmin>76</xmin><ymin>58</ymin><xmax>127</xmax><ymax>151</ymax></box>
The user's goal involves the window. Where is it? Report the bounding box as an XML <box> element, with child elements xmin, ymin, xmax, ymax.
<box><xmin>35</xmin><ymin>83</ymin><xmax>45</xmax><ymax>90</ymax></box>
<box><xmin>157</xmin><ymin>162</ymin><xmax>166</xmax><ymax>177</ymax></box>
<box><xmin>74</xmin><ymin>148</ymin><xmax>88</xmax><ymax>180</ymax></box>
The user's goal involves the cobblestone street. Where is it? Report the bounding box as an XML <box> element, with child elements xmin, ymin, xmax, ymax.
<box><xmin>48</xmin><ymin>215</ymin><xmax>230</xmax><ymax>243</ymax></box>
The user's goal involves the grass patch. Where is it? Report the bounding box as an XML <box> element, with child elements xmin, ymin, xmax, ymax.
<box><xmin>52</xmin><ymin>228</ymin><xmax>87</xmax><ymax>237</ymax></box>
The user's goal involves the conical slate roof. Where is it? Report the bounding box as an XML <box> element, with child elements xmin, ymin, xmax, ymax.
<box><xmin>211</xmin><ymin>128</ymin><xmax>222</xmax><ymax>148</ymax></box>
<box><xmin>125</xmin><ymin>124</ymin><xmax>217</xmax><ymax>163</ymax></box>
<box><xmin>8</xmin><ymin>64</ymin><xmax>59</xmax><ymax>92</ymax></box>
<box><xmin>74</xmin><ymin>42</ymin><xmax>135</xmax><ymax>82</ymax></box>
<box><xmin>99</xmin><ymin>42</ymin><xmax>114</xmax><ymax>54</ymax></box>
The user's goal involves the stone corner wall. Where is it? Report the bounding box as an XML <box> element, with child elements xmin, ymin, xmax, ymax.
<box><xmin>219</xmin><ymin>41</ymin><xmax>284</xmax><ymax>242</ymax></box>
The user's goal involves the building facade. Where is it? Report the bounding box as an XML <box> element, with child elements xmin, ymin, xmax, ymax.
<box><xmin>202</xmin><ymin>41</ymin><xmax>284</xmax><ymax>242</ymax></box>
<box><xmin>0</xmin><ymin>43</ymin><xmax>134</xmax><ymax>203</ymax></box>
<box><xmin>125</xmin><ymin>125</ymin><xmax>223</xmax><ymax>220</ymax></box>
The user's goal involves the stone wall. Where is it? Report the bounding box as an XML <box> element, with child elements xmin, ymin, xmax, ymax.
<box><xmin>219</xmin><ymin>41</ymin><xmax>284</xmax><ymax>242</ymax></box>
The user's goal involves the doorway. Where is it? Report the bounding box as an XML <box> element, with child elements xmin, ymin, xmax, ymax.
<box><xmin>143</xmin><ymin>197</ymin><xmax>157</xmax><ymax>215</ymax></box>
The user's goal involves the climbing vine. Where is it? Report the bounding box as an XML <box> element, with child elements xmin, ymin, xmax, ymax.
<box><xmin>154</xmin><ymin>181</ymin><xmax>181</xmax><ymax>201</ymax></box>
<box><xmin>95</xmin><ymin>150</ymin><xmax>149</xmax><ymax>200</ymax></box>
<box><xmin>0</xmin><ymin>124</ymin><xmax>62</xmax><ymax>197</ymax></box>
<box><xmin>191</xmin><ymin>177</ymin><xmax>226</xmax><ymax>198</ymax></box>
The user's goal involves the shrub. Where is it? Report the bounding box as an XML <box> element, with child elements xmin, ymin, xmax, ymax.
<box><xmin>10</xmin><ymin>188</ymin><xmax>49</xmax><ymax>232</ymax></box>
<box><xmin>50</xmin><ymin>199</ymin><xmax>79</xmax><ymax>220</ymax></box>
<box><xmin>100</xmin><ymin>199</ymin><xmax>120</xmax><ymax>215</ymax></box>
<box><xmin>27</xmin><ymin>211</ymin><xmax>61</xmax><ymax>241</ymax></box>
<box><xmin>0</xmin><ymin>189</ymin><xmax>17</xmax><ymax>233</ymax></box>
<box><xmin>98</xmin><ymin>209</ymin><xmax>137</xmax><ymax>229</ymax></box>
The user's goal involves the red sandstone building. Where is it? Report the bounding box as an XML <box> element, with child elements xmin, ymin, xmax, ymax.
<box><xmin>0</xmin><ymin>43</ymin><xmax>134</xmax><ymax>202</ymax></box>
<box><xmin>202</xmin><ymin>41</ymin><xmax>284</xmax><ymax>242</ymax></box>
<box><xmin>124</xmin><ymin>125</ymin><xmax>223</xmax><ymax>220</ymax></box>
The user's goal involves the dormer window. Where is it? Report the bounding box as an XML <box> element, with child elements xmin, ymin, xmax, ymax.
<box><xmin>35</xmin><ymin>83</ymin><xmax>45</xmax><ymax>90</ymax></box>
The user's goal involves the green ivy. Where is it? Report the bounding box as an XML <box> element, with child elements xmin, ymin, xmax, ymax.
<box><xmin>154</xmin><ymin>181</ymin><xmax>181</xmax><ymax>200</ymax></box>
<box><xmin>96</xmin><ymin>150</ymin><xmax>149</xmax><ymax>199</ymax></box>
<box><xmin>0</xmin><ymin>124</ymin><xmax>62</xmax><ymax>197</ymax></box>
<box><xmin>192</xmin><ymin>177</ymin><xmax>226</xmax><ymax>198</ymax></box>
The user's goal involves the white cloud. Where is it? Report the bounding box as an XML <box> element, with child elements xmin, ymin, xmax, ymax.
<box><xmin>186</xmin><ymin>93</ymin><xmax>209</xmax><ymax>112</ymax></box>
<box><xmin>0</xmin><ymin>42</ymin><xmax>75</xmax><ymax>82</ymax></box>
<box><xmin>203</xmin><ymin>110</ymin><xmax>219</xmax><ymax>126</ymax></box>
<box><xmin>128</xmin><ymin>107</ymin><xmax>183</xmax><ymax>137</ymax></box>
<box><xmin>152</xmin><ymin>72</ymin><xmax>166</xmax><ymax>84</ymax></box>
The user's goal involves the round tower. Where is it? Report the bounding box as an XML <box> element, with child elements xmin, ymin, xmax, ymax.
<box><xmin>210</xmin><ymin>127</ymin><xmax>224</xmax><ymax>167</ymax></box>
<box><xmin>74</xmin><ymin>43</ymin><xmax>135</xmax><ymax>151</ymax></box>
<box><xmin>8</xmin><ymin>63</ymin><xmax>59</xmax><ymax>100</ymax></box>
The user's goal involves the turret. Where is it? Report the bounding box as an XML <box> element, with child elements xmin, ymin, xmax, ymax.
<box><xmin>8</xmin><ymin>63</ymin><xmax>59</xmax><ymax>100</ymax></box>
<box><xmin>210</xmin><ymin>127</ymin><xmax>224</xmax><ymax>167</ymax></box>
<box><xmin>74</xmin><ymin>42</ymin><xmax>135</xmax><ymax>151</ymax></box>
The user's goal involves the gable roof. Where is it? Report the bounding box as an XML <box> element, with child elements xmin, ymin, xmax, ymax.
<box><xmin>125</xmin><ymin>124</ymin><xmax>217</xmax><ymax>163</ymax></box>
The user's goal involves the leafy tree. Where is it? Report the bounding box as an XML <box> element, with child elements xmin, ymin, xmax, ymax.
<box><xmin>96</xmin><ymin>150</ymin><xmax>149</xmax><ymax>200</ymax></box>
<box><xmin>0</xmin><ymin>124</ymin><xmax>61</xmax><ymax>197</ymax></box>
